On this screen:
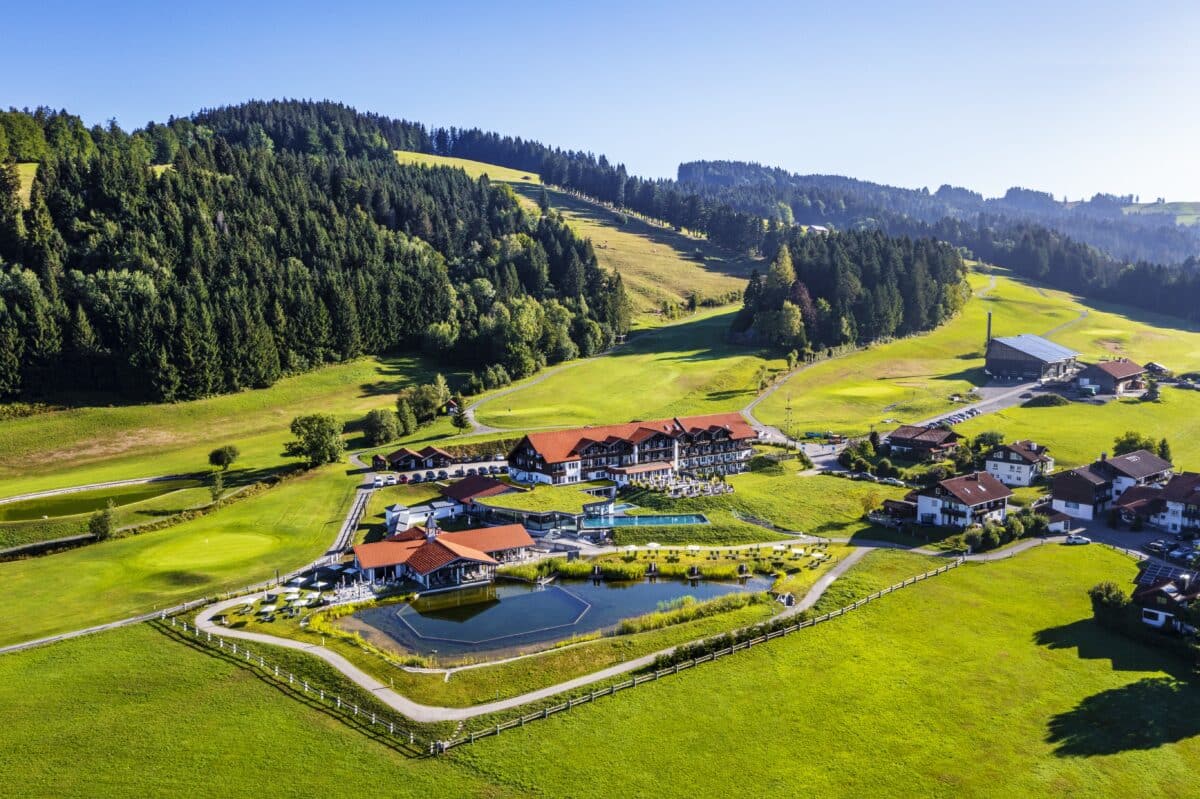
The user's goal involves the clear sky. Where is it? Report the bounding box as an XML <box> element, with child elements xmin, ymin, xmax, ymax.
<box><xmin>4</xmin><ymin>0</ymin><xmax>1198</xmax><ymax>201</ymax></box>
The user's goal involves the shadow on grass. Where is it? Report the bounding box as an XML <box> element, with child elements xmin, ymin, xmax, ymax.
<box><xmin>1035</xmin><ymin>618</ymin><xmax>1200</xmax><ymax>756</ymax></box>
<box><xmin>1045</xmin><ymin>677</ymin><xmax>1200</xmax><ymax>756</ymax></box>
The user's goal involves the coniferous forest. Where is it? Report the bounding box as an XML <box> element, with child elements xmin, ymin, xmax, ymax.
<box><xmin>0</xmin><ymin>103</ymin><xmax>631</xmax><ymax>401</ymax></box>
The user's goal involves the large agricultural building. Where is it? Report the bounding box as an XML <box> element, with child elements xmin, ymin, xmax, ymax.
<box><xmin>984</xmin><ymin>334</ymin><xmax>1078</xmax><ymax>381</ymax></box>
<box><xmin>507</xmin><ymin>412</ymin><xmax>757</xmax><ymax>486</ymax></box>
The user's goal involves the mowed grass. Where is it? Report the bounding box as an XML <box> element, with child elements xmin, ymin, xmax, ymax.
<box><xmin>394</xmin><ymin>149</ymin><xmax>541</xmax><ymax>185</ymax></box>
<box><xmin>0</xmin><ymin>353</ymin><xmax>440</xmax><ymax>497</ymax></box>
<box><xmin>0</xmin><ymin>478</ymin><xmax>203</xmax><ymax>522</ymax></box>
<box><xmin>451</xmin><ymin>545</ymin><xmax>1200</xmax><ymax>797</ymax></box>
<box><xmin>0</xmin><ymin>624</ymin><xmax>508</xmax><ymax>799</ymax></box>
<box><xmin>957</xmin><ymin>390</ymin><xmax>1200</xmax><ymax>470</ymax></box>
<box><xmin>0</xmin><ymin>466</ymin><xmax>354</xmax><ymax>647</ymax></box>
<box><xmin>475</xmin><ymin>309</ymin><xmax>782</xmax><ymax>430</ymax></box>
<box><xmin>476</xmin><ymin>480</ymin><xmax>612</xmax><ymax>513</ymax></box>
<box><xmin>755</xmin><ymin>268</ymin><xmax>1200</xmax><ymax>436</ymax></box>
<box><xmin>1123</xmin><ymin>200</ymin><xmax>1200</xmax><ymax>226</ymax></box>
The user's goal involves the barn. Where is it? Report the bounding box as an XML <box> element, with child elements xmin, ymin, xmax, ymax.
<box><xmin>984</xmin><ymin>334</ymin><xmax>1078</xmax><ymax>381</ymax></box>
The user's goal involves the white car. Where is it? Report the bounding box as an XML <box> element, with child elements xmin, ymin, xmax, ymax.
<box><xmin>1064</xmin><ymin>534</ymin><xmax>1091</xmax><ymax>545</ymax></box>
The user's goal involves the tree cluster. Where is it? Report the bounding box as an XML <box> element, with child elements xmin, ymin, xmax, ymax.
<box><xmin>734</xmin><ymin>231</ymin><xmax>967</xmax><ymax>353</ymax></box>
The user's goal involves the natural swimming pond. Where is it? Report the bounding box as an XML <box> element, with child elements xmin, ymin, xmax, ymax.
<box><xmin>346</xmin><ymin>576</ymin><xmax>770</xmax><ymax>660</ymax></box>
<box><xmin>581</xmin><ymin>513</ymin><xmax>709</xmax><ymax>528</ymax></box>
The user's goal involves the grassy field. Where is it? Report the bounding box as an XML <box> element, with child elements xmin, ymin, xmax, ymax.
<box><xmin>475</xmin><ymin>309</ymin><xmax>782</xmax><ymax>430</ymax></box>
<box><xmin>0</xmin><ymin>624</ymin><xmax>507</xmax><ymax>799</ymax></box>
<box><xmin>957</xmin><ymin>389</ymin><xmax>1200</xmax><ymax>470</ymax></box>
<box><xmin>754</xmin><ymin>268</ymin><xmax>1200</xmax><ymax>436</ymax></box>
<box><xmin>0</xmin><ymin>466</ymin><xmax>354</xmax><ymax>647</ymax></box>
<box><xmin>0</xmin><ymin>478</ymin><xmax>204</xmax><ymax>521</ymax></box>
<box><xmin>0</xmin><ymin>353</ymin><xmax>443</xmax><ymax>498</ymax></box>
<box><xmin>1123</xmin><ymin>200</ymin><xmax>1200</xmax><ymax>226</ymax></box>
<box><xmin>394</xmin><ymin>150</ymin><xmax>541</xmax><ymax>185</ymax></box>
<box><xmin>449</xmin><ymin>545</ymin><xmax>1199</xmax><ymax>796</ymax></box>
<box><xmin>16</xmin><ymin>162</ymin><xmax>38</xmax><ymax>205</ymax></box>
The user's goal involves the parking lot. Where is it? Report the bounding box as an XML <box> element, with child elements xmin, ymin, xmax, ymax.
<box><xmin>369</xmin><ymin>455</ymin><xmax>509</xmax><ymax>488</ymax></box>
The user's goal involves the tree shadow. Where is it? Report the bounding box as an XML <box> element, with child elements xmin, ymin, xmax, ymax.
<box><xmin>1035</xmin><ymin>618</ymin><xmax>1200</xmax><ymax>756</ymax></box>
<box><xmin>1045</xmin><ymin>677</ymin><xmax>1200</xmax><ymax>756</ymax></box>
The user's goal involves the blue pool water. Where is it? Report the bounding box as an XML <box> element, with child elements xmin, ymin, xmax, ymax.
<box><xmin>349</xmin><ymin>576</ymin><xmax>768</xmax><ymax>659</ymax></box>
<box><xmin>581</xmin><ymin>513</ymin><xmax>709</xmax><ymax>528</ymax></box>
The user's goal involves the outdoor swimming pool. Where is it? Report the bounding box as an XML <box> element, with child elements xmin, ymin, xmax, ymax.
<box><xmin>346</xmin><ymin>575</ymin><xmax>769</xmax><ymax>660</ymax></box>
<box><xmin>581</xmin><ymin>513</ymin><xmax>709</xmax><ymax>528</ymax></box>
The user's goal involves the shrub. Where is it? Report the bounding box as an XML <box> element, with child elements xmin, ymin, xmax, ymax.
<box><xmin>1021</xmin><ymin>394</ymin><xmax>1069</xmax><ymax>408</ymax></box>
<box><xmin>616</xmin><ymin>593</ymin><xmax>764</xmax><ymax>635</ymax></box>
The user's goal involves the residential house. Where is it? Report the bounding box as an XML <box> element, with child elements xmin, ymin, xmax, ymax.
<box><xmin>984</xmin><ymin>440</ymin><xmax>1054</xmax><ymax>486</ymax></box>
<box><xmin>1114</xmin><ymin>471</ymin><xmax>1200</xmax><ymax>534</ymax></box>
<box><xmin>352</xmin><ymin>521</ymin><xmax>533</xmax><ymax>588</ymax></box>
<box><xmin>1077</xmin><ymin>359</ymin><xmax>1146</xmax><ymax>395</ymax></box>
<box><xmin>1051</xmin><ymin>449</ymin><xmax>1173</xmax><ymax>521</ymax></box>
<box><xmin>507</xmin><ymin>412</ymin><xmax>757</xmax><ymax>486</ymax></box>
<box><xmin>916</xmin><ymin>472</ymin><xmax>1012</xmax><ymax>529</ymax></box>
<box><xmin>885</xmin><ymin>425</ymin><xmax>962</xmax><ymax>462</ymax></box>
<box><xmin>984</xmin><ymin>334</ymin><xmax>1079</xmax><ymax>381</ymax></box>
<box><xmin>373</xmin><ymin>445</ymin><xmax>455</xmax><ymax>472</ymax></box>
<box><xmin>1133</xmin><ymin>575</ymin><xmax>1198</xmax><ymax>634</ymax></box>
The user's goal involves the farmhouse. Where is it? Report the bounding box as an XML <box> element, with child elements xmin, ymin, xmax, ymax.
<box><xmin>1077</xmin><ymin>359</ymin><xmax>1145</xmax><ymax>395</ymax></box>
<box><xmin>984</xmin><ymin>440</ymin><xmax>1054</xmax><ymax>487</ymax></box>
<box><xmin>984</xmin><ymin>334</ymin><xmax>1078</xmax><ymax>381</ymax></box>
<box><xmin>372</xmin><ymin>445</ymin><xmax>454</xmax><ymax>472</ymax></box>
<box><xmin>885</xmin><ymin>425</ymin><xmax>961</xmax><ymax>461</ymax></box>
<box><xmin>507</xmin><ymin>412</ymin><xmax>756</xmax><ymax>486</ymax></box>
<box><xmin>352</xmin><ymin>521</ymin><xmax>533</xmax><ymax>588</ymax></box>
<box><xmin>1114</xmin><ymin>471</ymin><xmax>1200</xmax><ymax>534</ymax></box>
<box><xmin>1051</xmin><ymin>449</ymin><xmax>1173</xmax><ymax>520</ymax></box>
<box><xmin>916</xmin><ymin>471</ymin><xmax>1012</xmax><ymax>529</ymax></box>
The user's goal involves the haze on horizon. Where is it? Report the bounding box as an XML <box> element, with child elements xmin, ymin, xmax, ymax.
<box><xmin>4</xmin><ymin>0</ymin><xmax>1197</xmax><ymax>202</ymax></box>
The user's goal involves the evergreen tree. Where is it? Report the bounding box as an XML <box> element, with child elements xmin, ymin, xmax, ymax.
<box><xmin>363</xmin><ymin>408</ymin><xmax>400</xmax><ymax>446</ymax></box>
<box><xmin>396</xmin><ymin>398</ymin><xmax>418</xmax><ymax>436</ymax></box>
<box><xmin>1157</xmin><ymin>437</ymin><xmax>1172</xmax><ymax>463</ymax></box>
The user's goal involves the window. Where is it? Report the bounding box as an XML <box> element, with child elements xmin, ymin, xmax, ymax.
<box><xmin>1066</xmin><ymin>501</ymin><xmax>1079</xmax><ymax>509</ymax></box>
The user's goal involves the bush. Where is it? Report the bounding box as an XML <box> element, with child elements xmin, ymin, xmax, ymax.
<box><xmin>1021</xmin><ymin>394</ymin><xmax>1069</xmax><ymax>408</ymax></box>
<box><xmin>875</xmin><ymin>457</ymin><xmax>898</xmax><ymax>478</ymax></box>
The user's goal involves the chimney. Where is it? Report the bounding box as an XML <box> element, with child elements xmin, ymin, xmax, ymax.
<box><xmin>986</xmin><ymin>311</ymin><xmax>992</xmax><ymax>345</ymax></box>
<box><xmin>1100</xmin><ymin>452</ymin><xmax>1107</xmax><ymax>462</ymax></box>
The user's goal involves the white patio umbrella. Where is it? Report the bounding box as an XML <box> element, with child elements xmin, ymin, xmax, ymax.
<box><xmin>686</xmin><ymin>545</ymin><xmax>700</xmax><ymax>553</ymax></box>
<box><xmin>258</xmin><ymin>604</ymin><xmax>278</xmax><ymax>614</ymax></box>
<box><xmin>773</xmin><ymin>544</ymin><xmax>787</xmax><ymax>552</ymax></box>
<box><xmin>311</xmin><ymin>581</ymin><xmax>330</xmax><ymax>589</ymax></box>
<box><xmin>646</xmin><ymin>542</ymin><xmax>660</xmax><ymax>550</ymax></box>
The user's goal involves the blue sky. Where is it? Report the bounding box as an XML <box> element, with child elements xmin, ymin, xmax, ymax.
<box><xmin>4</xmin><ymin>0</ymin><xmax>1197</xmax><ymax>200</ymax></box>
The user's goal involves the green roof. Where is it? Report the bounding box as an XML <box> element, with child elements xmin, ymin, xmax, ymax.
<box><xmin>476</xmin><ymin>480</ymin><xmax>614</xmax><ymax>514</ymax></box>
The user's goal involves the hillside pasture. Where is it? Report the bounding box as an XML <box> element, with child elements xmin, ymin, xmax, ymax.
<box><xmin>394</xmin><ymin>149</ymin><xmax>541</xmax><ymax>185</ymax></box>
<box><xmin>475</xmin><ymin>309</ymin><xmax>782</xmax><ymax>430</ymax></box>
<box><xmin>17</xmin><ymin>161</ymin><xmax>38</xmax><ymax>205</ymax></box>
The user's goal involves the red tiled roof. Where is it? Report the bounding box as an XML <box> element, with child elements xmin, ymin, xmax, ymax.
<box><xmin>404</xmin><ymin>539</ymin><xmax>492</xmax><ymax>575</ymax></box>
<box><xmin>384</xmin><ymin>447</ymin><xmax>422</xmax><ymax>463</ymax></box>
<box><xmin>385</xmin><ymin>526</ymin><xmax>427</xmax><ymax>542</ymax></box>
<box><xmin>354</xmin><ymin>524</ymin><xmax>531</xmax><ymax>574</ymax></box>
<box><xmin>1085</xmin><ymin>359</ymin><xmax>1145</xmax><ymax>381</ymax></box>
<box><xmin>440</xmin><ymin>475</ymin><xmax>512</xmax><ymax>503</ymax></box>
<box><xmin>925</xmin><ymin>471</ymin><xmax>1012</xmax><ymax>506</ymax></box>
<box><xmin>353</xmin><ymin>538</ymin><xmax>424</xmax><ymax>570</ymax></box>
<box><xmin>518</xmin><ymin>413</ymin><xmax>756</xmax><ymax>465</ymax></box>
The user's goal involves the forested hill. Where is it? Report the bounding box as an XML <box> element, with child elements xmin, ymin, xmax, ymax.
<box><xmin>678</xmin><ymin>160</ymin><xmax>1200</xmax><ymax>323</ymax></box>
<box><xmin>677</xmin><ymin>160</ymin><xmax>1200</xmax><ymax>266</ymax></box>
<box><xmin>0</xmin><ymin>105</ymin><xmax>630</xmax><ymax>402</ymax></box>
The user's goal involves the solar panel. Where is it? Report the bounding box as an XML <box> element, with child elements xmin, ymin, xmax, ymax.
<box><xmin>1135</xmin><ymin>561</ymin><xmax>1196</xmax><ymax>586</ymax></box>
<box><xmin>992</xmin><ymin>334</ymin><xmax>1079</xmax><ymax>363</ymax></box>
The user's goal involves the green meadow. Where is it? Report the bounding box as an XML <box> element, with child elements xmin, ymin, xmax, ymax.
<box><xmin>0</xmin><ymin>624</ymin><xmax>507</xmax><ymax>799</ymax></box>
<box><xmin>449</xmin><ymin>545</ymin><xmax>1198</xmax><ymax>797</ymax></box>
<box><xmin>754</xmin><ymin>268</ymin><xmax>1200</xmax><ymax>436</ymax></box>
<box><xmin>957</xmin><ymin>389</ymin><xmax>1200</xmax><ymax>470</ymax></box>
<box><xmin>1123</xmin><ymin>200</ymin><xmax>1200</xmax><ymax>226</ymax></box>
<box><xmin>394</xmin><ymin>149</ymin><xmax>542</xmax><ymax>185</ymax></box>
<box><xmin>475</xmin><ymin>309</ymin><xmax>782</xmax><ymax>430</ymax></box>
<box><xmin>0</xmin><ymin>353</ymin><xmax>442</xmax><ymax>497</ymax></box>
<box><xmin>16</xmin><ymin>162</ymin><xmax>38</xmax><ymax>205</ymax></box>
<box><xmin>0</xmin><ymin>466</ymin><xmax>353</xmax><ymax>647</ymax></box>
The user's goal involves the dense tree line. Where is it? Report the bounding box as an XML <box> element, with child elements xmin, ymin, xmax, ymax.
<box><xmin>677</xmin><ymin>160</ymin><xmax>1200</xmax><ymax>265</ymax></box>
<box><xmin>733</xmin><ymin>230</ymin><xmax>967</xmax><ymax>353</ymax></box>
<box><xmin>0</xmin><ymin>104</ymin><xmax>630</xmax><ymax>401</ymax></box>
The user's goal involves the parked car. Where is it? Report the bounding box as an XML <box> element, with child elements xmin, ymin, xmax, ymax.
<box><xmin>409</xmin><ymin>474</ymin><xmax>422</xmax><ymax>484</ymax></box>
<box><xmin>424</xmin><ymin>470</ymin><xmax>436</xmax><ymax>481</ymax></box>
<box><xmin>499</xmin><ymin>465</ymin><xmax>509</xmax><ymax>474</ymax></box>
<box><xmin>385</xmin><ymin>474</ymin><xmax>398</xmax><ymax>486</ymax></box>
<box><xmin>372</xmin><ymin>476</ymin><xmax>383</xmax><ymax>488</ymax></box>
<box><xmin>1168</xmin><ymin>546</ymin><xmax>1195</xmax><ymax>563</ymax></box>
<box><xmin>488</xmin><ymin>465</ymin><xmax>499</xmax><ymax>475</ymax></box>
<box><xmin>1143</xmin><ymin>540</ymin><xmax>1168</xmax><ymax>555</ymax></box>
<box><xmin>437</xmin><ymin>470</ymin><xmax>448</xmax><ymax>480</ymax></box>
<box><xmin>880</xmin><ymin>477</ymin><xmax>906</xmax><ymax>487</ymax></box>
<box><xmin>397</xmin><ymin>474</ymin><xmax>409</xmax><ymax>484</ymax></box>
<box><xmin>492</xmin><ymin>452</ymin><xmax>504</xmax><ymax>460</ymax></box>
<box><xmin>452</xmin><ymin>468</ymin><xmax>464</xmax><ymax>478</ymax></box>
<box><xmin>1020</xmin><ymin>392</ymin><xmax>1034</xmax><ymax>399</ymax></box>
<box><xmin>1064</xmin><ymin>534</ymin><xmax>1092</xmax><ymax>545</ymax></box>
<box><xmin>466</xmin><ymin>468</ymin><xmax>477</xmax><ymax>476</ymax></box>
